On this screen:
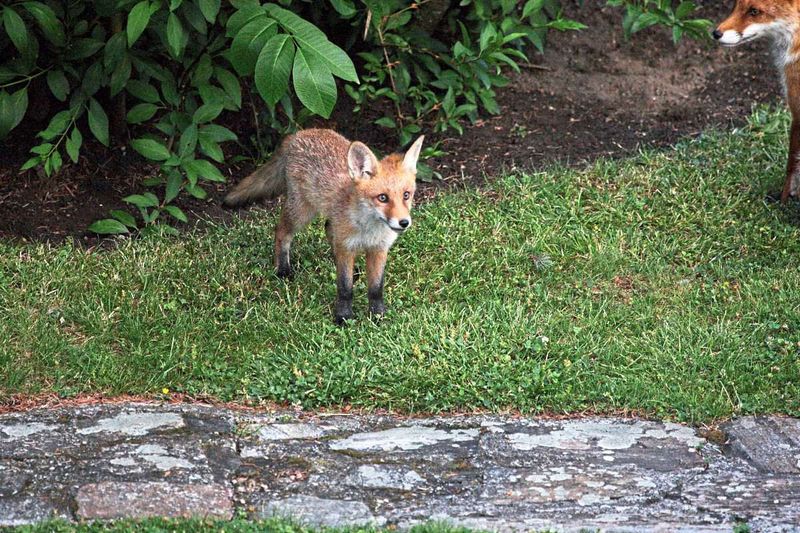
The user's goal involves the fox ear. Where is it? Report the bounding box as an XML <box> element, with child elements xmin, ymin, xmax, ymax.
<box><xmin>347</xmin><ymin>141</ymin><xmax>379</xmax><ymax>180</ymax></box>
<box><xmin>402</xmin><ymin>135</ymin><xmax>425</xmax><ymax>173</ymax></box>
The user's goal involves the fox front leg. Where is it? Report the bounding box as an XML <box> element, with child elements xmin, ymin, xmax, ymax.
<box><xmin>782</xmin><ymin>119</ymin><xmax>800</xmax><ymax>202</ymax></box>
<box><xmin>366</xmin><ymin>249</ymin><xmax>388</xmax><ymax>317</ymax></box>
<box><xmin>334</xmin><ymin>248</ymin><xmax>356</xmax><ymax>325</ymax></box>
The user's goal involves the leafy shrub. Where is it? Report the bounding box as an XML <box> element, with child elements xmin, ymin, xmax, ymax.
<box><xmin>607</xmin><ymin>0</ymin><xmax>712</xmax><ymax>43</ymax></box>
<box><xmin>0</xmin><ymin>0</ymin><xmax>711</xmax><ymax>235</ymax></box>
<box><xmin>343</xmin><ymin>0</ymin><xmax>586</xmax><ymax>144</ymax></box>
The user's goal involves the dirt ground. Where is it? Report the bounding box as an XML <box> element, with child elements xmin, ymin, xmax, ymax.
<box><xmin>0</xmin><ymin>1</ymin><xmax>781</xmax><ymax>242</ymax></box>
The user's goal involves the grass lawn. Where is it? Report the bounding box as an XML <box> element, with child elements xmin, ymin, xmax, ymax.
<box><xmin>1</xmin><ymin>107</ymin><xmax>799</xmax><ymax>423</ymax></box>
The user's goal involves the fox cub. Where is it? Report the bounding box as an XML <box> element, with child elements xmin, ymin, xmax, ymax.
<box><xmin>224</xmin><ymin>129</ymin><xmax>424</xmax><ymax>324</ymax></box>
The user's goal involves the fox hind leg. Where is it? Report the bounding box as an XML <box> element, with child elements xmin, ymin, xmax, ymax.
<box><xmin>274</xmin><ymin>211</ymin><xmax>294</xmax><ymax>278</ymax></box>
<box><xmin>274</xmin><ymin>202</ymin><xmax>315</xmax><ymax>278</ymax></box>
<box><xmin>333</xmin><ymin>247</ymin><xmax>357</xmax><ymax>325</ymax></box>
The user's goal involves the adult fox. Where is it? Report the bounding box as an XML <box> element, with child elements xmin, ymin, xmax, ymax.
<box><xmin>224</xmin><ymin>129</ymin><xmax>424</xmax><ymax>325</ymax></box>
<box><xmin>714</xmin><ymin>0</ymin><xmax>800</xmax><ymax>201</ymax></box>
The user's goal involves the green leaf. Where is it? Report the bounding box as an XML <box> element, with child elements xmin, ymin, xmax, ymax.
<box><xmin>229</xmin><ymin>17</ymin><xmax>276</xmax><ymax>75</ymax></box>
<box><xmin>3</xmin><ymin>7</ymin><xmax>29</xmax><ymax>53</ymax></box>
<box><xmin>38</xmin><ymin>110</ymin><xmax>71</xmax><ymax>140</ymax></box>
<box><xmin>292</xmin><ymin>47</ymin><xmax>336</xmax><ymax>118</ymax></box>
<box><xmin>127</xmin><ymin>80</ymin><xmax>160</xmax><ymax>103</ymax></box>
<box><xmin>199</xmin><ymin>124</ymin><xmax>237</xmax><ymax>142</ymax></box>
<box><xmin>179</xmin><ymin>123</ymin><xmax>198</xmax><ymax>156</ymax></box>
<box><xmin>161</xmin><ymin>78</ymin><xmax>180</xmax><ymax>105</ymax></box>
<box><xmin>109</xmin><ymin>56</ymin><xmax>132</xmax><ymax>96</ymax></box>
<box><xmin>0</xmin><ymin>88</ymin><xmax>29</xmax><ymax>139</ymax></box>
<box><xmin>164</xmin><ymin>172</ymin><xmax>182</xmax><ymax>203</ymax></box>
<box><xmin>30</xmin><ymin>143</ymin><xmax>53</xmax><ymax>155</ymax></box>
<box><xmin>81</xmin><ymin>62</ymin><xmax>104</xmax><ymax>97</ymax></box>
<box><xmin>374</xmin><ymin>116</ymin><xmax>395</xmax><ymax>128</ymax></box>
<box><xmin>255</xmin><ymin>33</ymin><xmax>295</xmax><ymax>106</ymax></box>
<box><xmin>46</xmin><ymin>70</ymin><xmax>69</xmax><ymax>102</ymax></box>
<box><xmin>163</xmin><ymin>205</ymin><xmax>188</xmax><ymax>222</ymax></box>
<box><xmin>110</xmin><ymin>209</ymin><xmax>137</xmax><ymax>228</ymax></box>
<box><xmin>132</xmin><ymin>138</ymin><xmax>171</xmax><ymax>161</ymax></box>
<box><xmin>629</xmin><ymin>12</ymin><xmax>661</xmax><ymax>34</ymax></box>
<box><xmin>65</xmin><ymin>38</ymin><xmax>104</xmax><ymax>60</ymax></box>
<box><xmin>265</xmin><ymin>4</ymin><xmax>357</xmax><ymax>83</ymax></box>
<box><xmin>65</xmin><ymin>127</ymin><xmax>82</xmax><ymax>163</ymax></box>
<box><xmin>479</xmin><ymin>23</ymin><xmax>496</xmax><ymax>53</ymax></box>
<box><xmin>226</xmin><ymin>5</ymin><xmax>266</xmax><ymax>36</ymax></box>
<box><xmin>328</xmin><ymin>0</ymin><xmax>356</xmax><ymax>18</ymax></box>
<box><xmin>198</xmin><ymin>83</ymin><xmax>229</xmax><ymax>108</ymax></box>
<box><xmin>193</xmin><ymin>54</ymin><xmax>214</xmax><ymax>85</ymax></box>
<box><xmin>193</xmin><ymin>102</ymin><xmax>223</xmax><ymax>123</ymax></box>
<box><xmin>181</xmin><ymin>0</ymin><xmax>207</xmax><ymax>34</ymax></box>
<box><xmin>20</xmin><ymin>156</ymin><xmax>41</xmax><ymax>171</ymax></box>
<box><xmin>672</xmin><ymin>24</ymin><xmax>683</xmax><ymax>43</ymax></box>
<box><xmin>675</xmin><ymin>1</ymin><xmax>696</xmax><ymax>20</ymax></box>
<box><xmin>185</xmin><ymin>183</ymin><xmax>207</xmax><ymax>199</ymax></box>
<box><xmin>522</xmin><ymin>0</ymin><xmax>544</xmax><ymax>18</ymax></box>
<box><xmin>214</xmin><ymin>67</ymin><xmax>242</xmax><ymax>109</ymax></box>
<box><xmin>166</xmin><ymin>12</ymin><xmax>188</xmax><ymax>58</ymax></box>
<box><xmin>104</xmin><ymin>32</ymin><xmax>127</xmax><ymax>69</ymax></box>
<box><xmin>547</xmin><ymin>18</ymin><xmax>587</xmax><ymax>31</ymax></box>
<box><xmin>127</xmin><ymin>103</ymin><xmax>158</xmax><ymax>123</ymax></box>
<box><xmin>48</xmin><ymin>150</ymin><xmax>63</xmax><ymax>174</ymax></box>
<box><xmin>22</xmin><ymin>2</ymin><xmax>65</xmax><ymax>46</ymax></box>
<box><xmin>198</xmin><ymin>0</ymin><xmax>220</xmax><ymax>23</ymax></box>
<box><xmin>123</xmin><ymin>193</ymin><xmax>160</xmax><ymax>208</ymax></box>
<box><xmin>127</xmin><ymin>0</ymin><xmax>153</xmax><ymax>46</ymax></box>
<box><xmin>185</xmin><ymin>158</ymin><xmax>225</xmax><ymax>182</ymax></box>
<box><xmin>88</xmin><ymin>98</ymin><xmax>109</xmax><ymax>146</ymax></box>
<box><xmin>88</xmin><ymin>219</ymin><xmax>130</xmax><ymax>234</ymax></box>
<box><xmin>199</xmin><ymin>136</ymin><xmax>223</xmax><ymax>162</ymax></box>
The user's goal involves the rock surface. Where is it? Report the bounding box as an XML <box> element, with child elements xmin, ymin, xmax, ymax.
<box><xmin>0</xmin><ymin>403</ymin><xmax>798</xmax><ymax>531</ymax></box>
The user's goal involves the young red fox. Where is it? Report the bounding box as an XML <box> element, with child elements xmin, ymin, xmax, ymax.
<box><xmin>224</xmin><ymin>129</ymin><xmax>424</xmax><ymax>324</ymax></box>
<box><xmin>713</xmin><ymin>0</ymin><xmax>800</xmax><ymax>201</ymax></box>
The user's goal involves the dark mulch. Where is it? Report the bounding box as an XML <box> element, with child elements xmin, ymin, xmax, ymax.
<box><xmin>0</xmin><ymin>1</ymin><xmax>781</xmax><ymax>243</ymax></box>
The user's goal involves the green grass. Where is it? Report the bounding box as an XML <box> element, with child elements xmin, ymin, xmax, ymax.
<box><xmin>2</xmin><ymin>108</ymin><xmax>799</xmax><ymax>422</ymax></box>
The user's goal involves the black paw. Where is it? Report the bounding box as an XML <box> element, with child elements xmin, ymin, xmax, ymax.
<box><xmin>276</xmin><ymin>265</ymin><xmax>293</xmax><ymax>279</ymax></box>
<box><xmin>369</xmin><ymin>301</ymin><xmax>387</xmax><ymax>318</ymax></box>
<box><xmin>334</xmin><ymin>299</ymin><xmax>354</xmax><ymax>325</ymax></box>
<box><xmin>334</xmin><ymin>310</ymin><xmax>355</xmax><ymax>326</ymax></box>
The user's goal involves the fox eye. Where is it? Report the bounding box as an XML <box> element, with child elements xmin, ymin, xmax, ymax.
<box><xmin>403</xmin><ymin>191</ymin><xmax>410</xmax><ymax>200</ymax></box>
<box><xmin>748</xmin><ymin>7</ymin><xmax>761</xmax><ymax>16</ymax></box>
<box><xmin>377</xmin><ymin>194</ymin><xmax>389</xmax><ymax>203</ymax></box>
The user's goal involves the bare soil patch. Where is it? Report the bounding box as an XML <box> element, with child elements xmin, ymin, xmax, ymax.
<box><xmin>0</xmin><ymin>1</ymin><xmax>780</xmax><ymax>242</ymax></box>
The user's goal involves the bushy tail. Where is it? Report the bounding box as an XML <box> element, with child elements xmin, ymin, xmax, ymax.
<box><xmin>223</xmin><ymin>143</ymin><xmax>288</xmax><ymax>207</ymax></box>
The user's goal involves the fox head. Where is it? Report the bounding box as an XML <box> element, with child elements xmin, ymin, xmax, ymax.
<box><xmin>346</xmin><ymin>136</ymin><xmax>424</xmax><ymax>233</ymax></box>
<box><xmin>713</xmin><ymin>0</ymin><xmax>800</xmax><ymax>50</ymax></box>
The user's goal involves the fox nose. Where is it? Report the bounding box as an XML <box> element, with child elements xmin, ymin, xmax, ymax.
<box><xmin>398</xmin><ymin>219</ymin><xmax>410</xmax><ymax>229</ymax></box>
<box><xmin>712</xmin><ymin>29</ymin><xmax>723</xmax><ymax>40</ymax></box>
